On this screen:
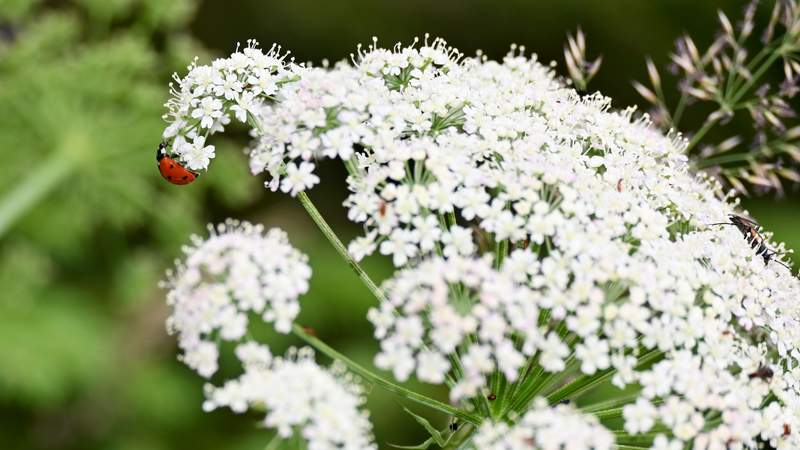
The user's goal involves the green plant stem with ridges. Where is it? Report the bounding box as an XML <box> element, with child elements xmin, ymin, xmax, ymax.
<box><xmin>296</xmin><ymin>191</ymin><xmax>387</xmax><ymax>303</ymax></box>
<box><xmin>292</xmin><ymin>324</ymin><xmax>482</xmax><ymax>426</ymax></box>
<box><xmin>580</xmin><ymin>392</ymin><xmax>643</xmax><ymax>414</ymax></box>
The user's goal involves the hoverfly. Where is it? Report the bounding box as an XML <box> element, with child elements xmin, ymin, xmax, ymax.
<box><xmin>710</xmin><ymin>214</ymin><xmax>791</xmax><ymax>271</ymax></box>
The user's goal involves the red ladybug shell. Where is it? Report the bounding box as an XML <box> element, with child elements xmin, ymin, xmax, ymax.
<box><xmin>156</xmin><ymin>144</ymin><xmax>198</xmax><ymax>185</ymax></box>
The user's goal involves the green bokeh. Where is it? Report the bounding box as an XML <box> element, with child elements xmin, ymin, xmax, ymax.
<box><xmin>0</xmin><ymin>1</ymin><xmax>796</xmax><ymax>449</ymax></box>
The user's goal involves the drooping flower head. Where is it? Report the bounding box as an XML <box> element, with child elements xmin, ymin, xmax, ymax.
<box><xmin>161</xmin><ymin>40</ymin><xmax>302</xmax><ymax>171</ymax></box>
<box><xmin>163</xmin><ymin>220</ymin><xmax>311</xmax><ymax>377</ymax></box>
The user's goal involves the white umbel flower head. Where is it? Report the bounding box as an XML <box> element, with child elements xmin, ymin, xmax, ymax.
<box><xmin>204</xmin><ymin>346</ymin><xmax>376</xmax><ymax>450</ymax></box>
<box><xmin>472</xmin><ymin>398</ymin><xmax>614</xmax><ymax>450</ymax></box>
<box><xmin>369</xmin><ymin>254</ymin><xmax>544</xmax><ymax>401</ymax></box>
<box><xmin>163</xmin><ymin>220</ymin><xmax>311</xmax><ymax>377</ymax></box>
<box><xmin>161</xmin><ymin>36</ymin><xmax>800</xmax><ymax>449</ymax></box>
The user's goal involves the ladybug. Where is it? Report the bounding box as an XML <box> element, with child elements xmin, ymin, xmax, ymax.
<box><xmin>156</xmin><ymin>142</ymin><xmax>198</xmax><ymax>185</ymax></box>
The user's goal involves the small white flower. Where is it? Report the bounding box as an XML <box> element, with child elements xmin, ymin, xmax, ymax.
<box><xmin>192</xmin><ymin>96</ymin><xmax>224</xmax><ymax>129</ymax></box>
<box><xmin>416</xmin><ymin>351</ymin><xmax>450</xmax><ymax>383</ymax></box>
<box><xmin>231</xmin><ymin>90</ymin><xmax>257</xmax><ymax>123</ymax></box>
<box><xmin>441</xmin><ymin>225</ymin><xmax>475</xmax><ymax>258</ymax></box>
<box><xmin>623</xmin><ymin>398</ymin><xmax>657</xmax><ymax>434</ymax></box>
<box><xmin>280</xmin><ymin>161</ymin><xmax>320</xmax><ymax>196</ymax></box>
<box><xmin>348</xmin><ymin>232</ymin><xmax>377</xmax><ymax>262</ymax></box>
<box><xmin>575</xmin><ymin>336</ymin><xmax>610</xmax><ymax>375</ymax></box>
<box><xmin>183</xmin><ymin>136</ymin><xmax>215</xmax><ymax>171</ymax></box>
<box><xmin>379</xmin><ymin>229</ymin><xmax>419</xmax><ymax>267</ymax></box>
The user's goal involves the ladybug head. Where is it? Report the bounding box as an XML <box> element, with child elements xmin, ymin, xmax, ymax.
<box><xmin>156</xmin><ymin>141</ymin><xmax>168</xmax><ymax>161</ymax></box>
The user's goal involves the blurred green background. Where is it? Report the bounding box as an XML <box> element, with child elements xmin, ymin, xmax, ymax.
<box><xmin>0</xmin><ymin>0</ymin><xmax>797</xmax><ymax>449</ymax></box>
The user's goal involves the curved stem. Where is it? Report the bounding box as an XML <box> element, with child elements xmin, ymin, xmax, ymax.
<box><xmin>296</xmin><ymin>191</ymin><xmax>386</xmax><ymax>303</ymax></box>
<box><xmin>684</xmin><ymin>115</ymin><xmax>720</xmax><ymax>155</ymax></box>
<box><xmin>292</xmin><ymin>324</ymin><xmax>482</xmax><ymax>426</ymax></box>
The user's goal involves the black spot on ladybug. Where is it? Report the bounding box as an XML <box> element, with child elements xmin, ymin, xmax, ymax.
<box><xmin>169</xmin><ymin>164</ymin><xmax>175</xmax><ymax>169</ymax></box>
<box><xmin>167</xmin><ymin>175</ymin><xmax>173</xmax><ymax>180</ymax></box>
<box><xmin>182</xmin><ymin>175</ymin><xmax>188</xmax><ymax>180</ymax></box>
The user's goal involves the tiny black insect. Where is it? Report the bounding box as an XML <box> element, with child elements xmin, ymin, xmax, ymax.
<box><xmin>448</xmin><ymin>422</ymin><xmax>458</xmax><ymax>431</ymax></box>
<box><xmin>748</xmin><ymin>365</ymin><xmax>774</xmax><ymax>381</ymax></box>
<box><xmin>709</xmin><ymin>214</ymin><xmax>791</xmax><ymax>271</ymax></box>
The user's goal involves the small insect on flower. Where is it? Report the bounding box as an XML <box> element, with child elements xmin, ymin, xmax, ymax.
<box><xmin>748</xmin><ymin>365</ymin><xmax>774</xmax><ymax>381</ymax></box>
<box><xmin>156</xmin><ymin>142</ymin><xmax>199</xmax><ymax>185</ymax></box>
<box><xmin>709</xmin><ymin>214</ymin><xmax>792</xmax><ymax>271</ymax></box>
<box><xmin>378</xmin><ymin>200</ymin><xmax>387</xmax><ymax>217</ymax></box>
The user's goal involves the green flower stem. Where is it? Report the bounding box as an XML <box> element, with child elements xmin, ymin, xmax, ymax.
<box><xmin>729</xmin><ymin>50</ymin><xmax>782</xmax><ymax>107</ymax></box>
<box><xmin>296</xmin><ymin>191</ymin><xmax>387</xmax><ymax>303</ymax></box>
<box><xmin>591</xmin><ymin>406</ymin><xmax>625</xmax><ymax>420</ymax></box>
<box><xmin>545</xmin><ymin>367</ymin><xmax>616</xmax><ymax>405</ymax></box>
<box><xmin>0</xmin><ymin>150</ymin><xmax>75</xmax><ymax>238</ymax></box>
<box><xmin>494</xmin><ymin>239</ymin><xmax>508</xmax><ymax>268</ymax></box>
<box><xmin>546</xmin><ymin>348</ymin><xmax>663</xmax><ymax>406</ymax></box>
<box><xmin>671</xmin><ymin>92</ymin><xmax>689</xmax><ymax>128</ymax></box>
<box><xmin>693</xmin><ymin>151</ymin><xmax>753</xmax><ymax>169</ymax></box>
<box><xmin>684</xmin><ymin>115</ymin><xmax>720</xmax><ymax>154</ymax></box>
<box><xmin>291</xmin><ymin>324</ymin><xmax>482</xmax><ymax>426</ymax></box>
<box><xmin>580</xmin><ymin>393</ymin><xmax>642</xmax><ymax>413</ymax></box>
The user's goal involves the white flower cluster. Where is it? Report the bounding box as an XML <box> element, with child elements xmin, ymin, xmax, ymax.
<box><xmin>161</xmin><ymin>38</ymin><xmax>800</xmax><ymax>449</ymax></box>
<box><xmin>204</xmin><ymin>345</ymin><xmax>376</xmax><ymax>450</ymax></box>
<box><xmin>164</xmin><ymin>224</ymin><xmax>376</xmax><ymax>448</ymax></box>
<box><xmin>164</xmin><ymin>220</ymin><xmax>310</xmax><ymax>378</ymax></box>
<box><xmin>368</xmin><ymin>254</ymin><xmax>546</xmax><ymax>401</ymax></box>
<box><xmin>472</xmin><ymin>398</ymin><xmax>614</xmax><ymax>450</ymax></box>
<box><xmin>161</xmin><ymin>40</ymin><xmax>301</xmax><ymax>171</ymax></box>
